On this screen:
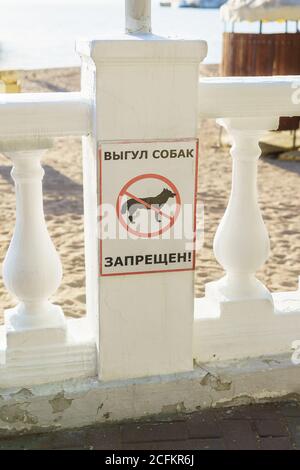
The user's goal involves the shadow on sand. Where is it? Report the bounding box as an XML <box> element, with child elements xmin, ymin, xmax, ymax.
<box><xmin>0</xmin><ymin>164</ymin><xmax>83</xmax><ymax>216</ymax></box>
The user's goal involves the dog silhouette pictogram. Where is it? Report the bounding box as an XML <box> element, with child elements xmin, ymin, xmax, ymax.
<box><xmin>121</xmin><ymin>187</ymin><xmax>176</xmax><ymax>223</ymax></box>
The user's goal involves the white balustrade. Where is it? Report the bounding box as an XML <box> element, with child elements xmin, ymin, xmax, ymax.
<box><xmin>0</xmin><ymin>78</ymin><xmax>298</xmax><ymax>387</ymax></box>
<box><xmin>0</xmin><ymin>2</ymin><xmax>298</xmax><ymax>393</ymax></box>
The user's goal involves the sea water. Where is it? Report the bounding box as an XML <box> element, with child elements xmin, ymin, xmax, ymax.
<box><xmin>0</xmin><ymin>0</ymin><xmax>293</xmax><ymax>70</ymax></box>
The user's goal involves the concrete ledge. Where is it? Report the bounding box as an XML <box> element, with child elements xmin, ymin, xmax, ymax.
<box><xmin>0</xmin><ymin>319</ymin><xmax>97</xmax><ymax>388</ymax></box>
<box><xmin>1</xmin><ymin>353</ymin><xmax>300</xmax><ymax>436</ymax></box>
<box><xmin>194</xmin><ymin>292</ymin><xmax>300</xmax><ymax>363</ymax></box>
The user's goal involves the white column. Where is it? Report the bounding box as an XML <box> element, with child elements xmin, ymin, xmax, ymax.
<box><xmin>125</xmin><ymin>0</ymin><xmax>151</xmax><ymax>34</ymax></box>
<box><xmin>209</xmin><ymin>117</ymin><xmax>276</xmax><ymax>302</ymax></box>
<box><xmin>1</xmin><ymin>138</ymin><xmax>65</xmax><ymax>346</ymax></box>
<box><xmin>77</xmin><ymin>33</ymin><xmax>207</xmax><ymax>381</ymax></box>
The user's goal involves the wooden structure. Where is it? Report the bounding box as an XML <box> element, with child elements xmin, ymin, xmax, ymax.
<box><xmin>221</xmin><ymin>0</ymin><xmax>300</xmax><ymax>131</ymax></box>
<box><xmin>222</xmin><ymin>32</ymin><xmax>300</xmax><ymax>77</ymax></box>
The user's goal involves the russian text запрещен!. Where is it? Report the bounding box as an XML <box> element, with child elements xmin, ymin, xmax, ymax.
<box><xmin>104</xmin><ymin>251</ymin><xmax>192</xmax><ymax>268</ymax></box>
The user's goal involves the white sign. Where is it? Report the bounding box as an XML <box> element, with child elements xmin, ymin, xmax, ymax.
<box><xmin>99</xmin><ymin>139</ymin><xmax>199</xmax><ymax>276</ymax></box>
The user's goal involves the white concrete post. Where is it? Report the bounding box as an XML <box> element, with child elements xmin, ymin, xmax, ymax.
<box><xmin>77</xmin><ymin>22</ymin><xmax>207</xmax><ymax>380</ymax></box>
<box><xmin>1</xmin><ymin>139</ymin><xmax>66</xmax><ymax>347</ymax></box>
<box><xmin>194</xmin><ymin>116</ymin><xmax>300</xmax><ymax>363</ymax></box>
<box><xmin>125</xmin><ymin>0</ymin><xmax>151</xmax><ymax>34</ymax></box>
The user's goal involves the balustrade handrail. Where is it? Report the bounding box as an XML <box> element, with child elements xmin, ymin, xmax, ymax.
<box><xmin>0</xmin><ymin>92</ymin><xmax>91</xmax><ymax>138</ymax></box>
<box><xmin>0</xmin><ymin>77</ymin><xmax>298</xmax><ymax>140</ymax></box>
<box><xmin>199</xmin><ymin>76</ymin><xmax>300</xmax><ymax>119</ymax></box>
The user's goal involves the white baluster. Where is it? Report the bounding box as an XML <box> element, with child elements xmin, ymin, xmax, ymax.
<box><xmin>125</xmin><ymin>0</ymin><xmax>151</xmax><ymax>34</ymax></box>
<box><xmin>1</xmin><ymin>138</ymin><xmax>65</xmax><ymax>342</ymax></box>
<box><xmin>207</xmin><ymin>117</ymin><xmax>278</xmax><ymax>302</ymax></box>
<box><xmin>193</xmin><ymin>117</ymin><xmax>300</xmax><ymax>363</ymax></box>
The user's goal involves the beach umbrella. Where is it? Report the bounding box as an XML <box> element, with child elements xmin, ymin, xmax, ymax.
<box><xmin>221</xmin><ymin>0</ymin><xmax>300</xmax><ymax>34</ymax></box>
<box><xmin>221</xmin><ymin>0</ymin><xmax>300</xmax><ymax>24</ymax></box>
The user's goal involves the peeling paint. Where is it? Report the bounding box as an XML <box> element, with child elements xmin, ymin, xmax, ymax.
<box><xmin>161</xmin><ymin>401</ymin><xmax>186</xmax><ymax>415</ymax></box>
<box><xmin>0</xmin><ymin>354</ymin><xmax>299</xmax><ymax>436</ymax></box>
<box><xmin>0</xmin><ymin>404</ymin><xmax>38</xmax><ymax>425</ymax></box>
<box><xmin>214</xmin><ymin>392</ymin><xmax>300</xmax><ymax>409</ymax></box>
<box><xmin>49</xmin><ymin>392</ymin><xmax>73</xmax><ymax>414</ymax></box>
<box><xmin>200</xmin><ymin>372</ymin><xmax>232</xmax><ymax>392</ymax></box>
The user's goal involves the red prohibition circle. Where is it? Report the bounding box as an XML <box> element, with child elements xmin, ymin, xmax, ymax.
<box><xmin>116</xmin><ymin>173</ymin><xmax>181</xmax><ymax>238</ymax></box>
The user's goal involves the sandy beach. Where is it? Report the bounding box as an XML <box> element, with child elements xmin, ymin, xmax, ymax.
<box><xmin>0</xmin><ymin>67</ymin><xmax>298</xmax><ymax>323</ymax></box>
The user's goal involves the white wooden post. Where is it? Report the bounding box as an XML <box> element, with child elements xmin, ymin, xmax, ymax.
<box><xmin>1</xmin><ymin>138</ymin><xmax>66</xmax><ymax>347</ymax></box>
<box><xmin>194</xmin><ymin>117</ymin><xmax>300</xmax><ymax>362</ymax></box>
<box><xmin>77</xmin><ymin>2</ymin><xmax>207</xmax><ymax>381</ymax></box>
<box><xmin>125</xmin><ymin>0</ymin><xmax>151</xmax><ymax>34</ymax></box>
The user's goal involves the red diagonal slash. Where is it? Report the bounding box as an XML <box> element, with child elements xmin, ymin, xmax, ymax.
<box><xmin>125</xmin><ymin>191</ymin><xmax>174</xmax><ymax>221</ymax></box>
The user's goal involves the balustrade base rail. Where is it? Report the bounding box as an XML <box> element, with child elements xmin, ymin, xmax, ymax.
<box><xmin>0</xmin><ymin>352</ymin><xmax>299</xmax><ymax>436</ymax></box>
<box><xmin>0</xmin><ymin>318</ymin><xmax>96</xmax><ymax>388</ymax></box>
<box><xmin>194</xmin><ymin>285</ymin><xmax>300</xmax><ymax>363</ymax></box>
